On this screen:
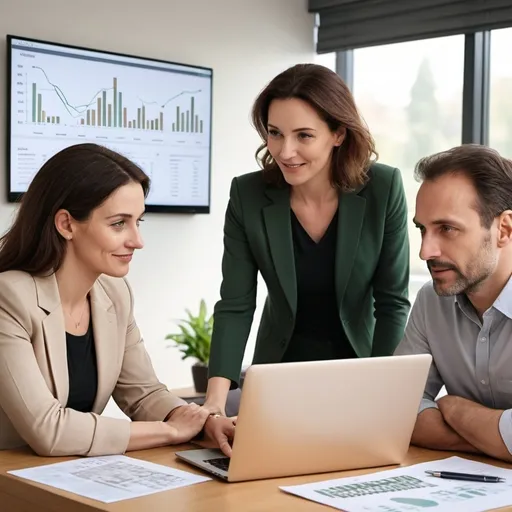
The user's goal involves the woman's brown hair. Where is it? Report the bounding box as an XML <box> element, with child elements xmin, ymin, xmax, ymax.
<box><xmin>251</xmin><ymin>63</ymin><xmax>377</xmax><ymax>191</ymax></box>
<box><xmin>0</xmin><ymin>143</ymin><xmax>149</xmax><ymax>275</ymax></box>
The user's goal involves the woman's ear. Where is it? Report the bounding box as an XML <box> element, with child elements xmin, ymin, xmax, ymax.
<box><xmin>334</xmin><ymin>127</ymin><xmax>346</xmax><ymax>147</ymax></box>
<box><xmin>54</xmin><ymin>209</ymin><xmax>74</xmax><ymax>241</ymax></box>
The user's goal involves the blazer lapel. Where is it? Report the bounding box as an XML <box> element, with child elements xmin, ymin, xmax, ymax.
<box><xmin>89</xmin><ymin>282</ymin><xmax>119</xmax><ymax>413</ymax></box>
<box><xmin>336</xmin><ymin>191</ymin><xmax>366</xmax><ymax>315</ymax></box>
<box><xmin>34</xmin><ymin>274</ymin><xmax>69</xmax><ymax>405</ymax></box>
<box><xmin>263</xmin><ymin>186</ymin><xmax>297</xmax><ymax>316</ymax></box>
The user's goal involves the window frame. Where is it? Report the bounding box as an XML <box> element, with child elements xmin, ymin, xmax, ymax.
<box><xmin>334</xmin><ymin>31</ymin><xmax>492</xmax><ymax>145</ymax></box>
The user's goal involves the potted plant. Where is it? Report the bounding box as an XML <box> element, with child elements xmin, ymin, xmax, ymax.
<box><xmin>165</xmin><ymin>299</ymin><xmax>212</xmax><ymax>393</ymax></box>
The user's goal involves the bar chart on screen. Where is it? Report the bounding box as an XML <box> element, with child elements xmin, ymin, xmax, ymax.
<box><xmin>9</xmin><ymin>37</ymin><xmax>212</xmax><ymax>209</ymax></box>
<box><xmin>13</xmin><ymin>54</ymin><xmax>210</xmax><ymax>138</ymax></box>
<box><xmin>21</xmin><ymin>71</ymin><xmax>206</xmax><ymax>135</ymax></box>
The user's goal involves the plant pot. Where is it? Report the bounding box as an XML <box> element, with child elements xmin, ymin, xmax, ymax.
<box><xmin>191</xmin><ymin>363</ymin><xmax>208</xmax><ymax>393</ymax></box>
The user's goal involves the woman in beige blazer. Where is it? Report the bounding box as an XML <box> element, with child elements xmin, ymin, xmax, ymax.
<box><xmin>0</xmin><ymin>143</ymin><xmax>234</xmax><ymax>457</ymax></box>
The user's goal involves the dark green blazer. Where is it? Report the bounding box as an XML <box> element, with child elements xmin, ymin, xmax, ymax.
<box><xmin>209</xmin><ymin>163</ymin><xmax>410</xmax><ymax>387</ymax></box>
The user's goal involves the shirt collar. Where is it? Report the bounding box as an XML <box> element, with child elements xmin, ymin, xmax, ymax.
<box><xmin>493</xmin><ymin>276</ymin><xmax>512</xmax><ymax>320</ymax></box>
<box><xmin>454</xmin><ymin>275</ymin><xmax>512</xmax><ymax>320</ymax></box>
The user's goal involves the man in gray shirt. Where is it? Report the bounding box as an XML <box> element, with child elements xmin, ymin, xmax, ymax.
<box><xmin>395</xmin><ymin>144</ymin><xmax>512</xmax><ymax>462</ymax></box>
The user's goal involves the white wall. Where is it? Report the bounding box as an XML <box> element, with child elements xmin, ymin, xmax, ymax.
<box><xmin>0</xmin><ymin>0</ymin><xmax>328</xmax><ymax>414</ymax></box>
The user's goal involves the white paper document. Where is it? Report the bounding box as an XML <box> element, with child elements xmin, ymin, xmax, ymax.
<box><xmin>280</xmin><ymin>456</ymin><xmax>512</xmax><ymax>512</ymax></box>
<box><xmin>8</xmin><ymin>454</ymin><xmax>210</xmax><ymax>503</ymax></box>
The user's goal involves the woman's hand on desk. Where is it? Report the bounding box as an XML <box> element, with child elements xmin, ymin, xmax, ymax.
<box><xmin>165</xmin><ymin>403</ymin><xmax>210</xmax><ymax>444</ymax></box>
<box><xmin>204</xmin><ymin>414</ymin><xmax>237</xmax><ymax>457</ymax></box>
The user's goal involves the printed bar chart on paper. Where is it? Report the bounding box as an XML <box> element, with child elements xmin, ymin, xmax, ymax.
<box><xmin>9</xmin><ymin>37</ymin><xmax>212</xmax><ymax>210</ymax></box>
<box><xmin>281</xmin><ymin>456</ymin><xmax>512</xmax><ymax>512</ymax></box>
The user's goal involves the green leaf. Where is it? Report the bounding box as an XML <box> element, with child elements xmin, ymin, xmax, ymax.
<box><xmin>198</xmin><ymin>299</ymin><xmax>206</xmax><ymax>325</ymax></box>
<box><xmin>164</xmin><ymin>299</ymin><xmax>213</xmax><ymax>364</ymax></box>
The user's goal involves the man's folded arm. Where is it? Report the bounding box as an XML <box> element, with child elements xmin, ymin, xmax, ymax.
<box><xmin>412</xmin><ymin>399</ymin><xmax>479</xmax><ymax>453</ymax></box>
<box><xmin>439</xmin><ymin>396</ymin><xmax>512</xmax><ymax>461</ymax></box>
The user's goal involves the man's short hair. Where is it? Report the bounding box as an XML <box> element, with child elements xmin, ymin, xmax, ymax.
<box><xmin>415</xmin><ymin>144</ymin><xmax>512</xmax><ymax>228</ymax></box>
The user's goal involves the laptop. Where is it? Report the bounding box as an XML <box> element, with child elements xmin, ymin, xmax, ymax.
<box><xmin>176</xmin><ymin>354</ymin><xmax>432</xmax><ymax>482</ymax></box>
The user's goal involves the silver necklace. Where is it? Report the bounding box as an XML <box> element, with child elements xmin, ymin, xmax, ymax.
<box><xmin>66</xmin><ymin>299</ymin><xmax>88</xmax><ymax>329</ymax></box>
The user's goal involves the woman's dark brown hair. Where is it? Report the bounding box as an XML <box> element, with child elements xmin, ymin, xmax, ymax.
<box><xmin>251</xmin><ymin>63</ymin><xmax>377</xmax><ymax>191</ymax></box>
<box><xmin>0</xmin><ymin>143</ymin><xmax>150</xmax><ymax>275</ymax></box>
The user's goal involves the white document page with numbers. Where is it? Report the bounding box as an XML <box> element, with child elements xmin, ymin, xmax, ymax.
<box><xmin>9</xmin><ymin>454</ymin><xmax>210</xmax><ymax>503</ymax></box>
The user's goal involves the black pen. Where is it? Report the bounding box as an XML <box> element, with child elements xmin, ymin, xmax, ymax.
<box><xmin>425</xmin><ymin>470</ymin><xmax>505</xmax><ymax>483</ymax></box>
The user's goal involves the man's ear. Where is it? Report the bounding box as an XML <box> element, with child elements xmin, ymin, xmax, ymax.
<box><xmin>496</xmin><ymin>210</ymin><xmax>512</xmax><ymax>248</ymax></box>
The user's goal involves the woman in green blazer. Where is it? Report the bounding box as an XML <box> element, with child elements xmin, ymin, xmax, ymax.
<box><xmin>205</xmin><ymin>63</ymin><xmax>410</xmax><ymax>417</ymax></box>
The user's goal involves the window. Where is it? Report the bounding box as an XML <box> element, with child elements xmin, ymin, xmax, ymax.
<box><xmin>314</xmin><ymin>52</ymin><xmax>336</xmax><ymax>72</ymax></box>
<box><xmin>352</xmin><ymin>36</ymin><xmax>465</xmax><ymax>301</ymax></box>
<box><xmin>489</xmin><ymin>27</ymin><xmax>512</xmax><ymax>157</ymax></box>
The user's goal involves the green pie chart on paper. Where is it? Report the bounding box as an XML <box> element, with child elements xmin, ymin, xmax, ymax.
<box><xmin>390</xmin><ymin>497</ymin><xmax>439</xmax><ymax>507</ymax></box>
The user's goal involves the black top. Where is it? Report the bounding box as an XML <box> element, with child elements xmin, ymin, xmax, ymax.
<box><xmin>66</xmin><ymin>320</ymin><xmax>98</xmax><ymax>412</ymax></box>
<box><xmin>282</xmin><ymin>210</ymin><xmax>357</xmax><ymax>363</ymax></box>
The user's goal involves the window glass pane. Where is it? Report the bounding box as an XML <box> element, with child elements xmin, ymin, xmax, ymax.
<box><xmin>315</xmin><ymin>52</ymin><xmax>336</xmax><ymax>72</ymax></box>
<box><xmin>353</xmin><ymin>36</ymin><xmax>464</xmax><ymax>301</ymax></box>
<box><xmin>489</xmin><ymin>27</ymin><xmax>512</xmax><ymax>158</ymax></box>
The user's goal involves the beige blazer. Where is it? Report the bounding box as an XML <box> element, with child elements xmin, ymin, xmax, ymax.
<box><xmin>0</xmin><ymin>270</ymin><xmax>185</xmax><ymax>456</ymax></box>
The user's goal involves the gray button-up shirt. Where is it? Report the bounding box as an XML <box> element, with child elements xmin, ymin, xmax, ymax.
<box><xmin>395</xmin><ymin>277</ymin><xmax>512</xmax><ymax>453</ymax></box>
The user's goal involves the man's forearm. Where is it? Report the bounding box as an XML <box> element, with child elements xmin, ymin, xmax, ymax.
<box><xmin>411</xmin><ymin>408</ymin><xmax>479</xmax><ymax>453</ymax></box>
<box><xmin>439</xmin><ymin>396</ymin><xmax>512</xmax><ymax>462</ymax></box>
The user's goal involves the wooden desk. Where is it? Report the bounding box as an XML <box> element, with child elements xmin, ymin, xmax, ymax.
<box><xmin>1</xmin><ymin>445</ymin><xmax>512</xmax><ymax>511</ymax></box>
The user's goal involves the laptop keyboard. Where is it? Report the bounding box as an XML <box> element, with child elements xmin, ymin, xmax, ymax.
<box><xmin>204</xmin><ymin>457</ymin><xmax>230</xmax><ymax>472</ymax></box>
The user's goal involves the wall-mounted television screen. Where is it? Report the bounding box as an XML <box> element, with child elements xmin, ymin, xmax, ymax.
<box><xmin>7</xmin><ymin>35</ymin><xmax>212</xmax><ymax>213</ymax></box>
